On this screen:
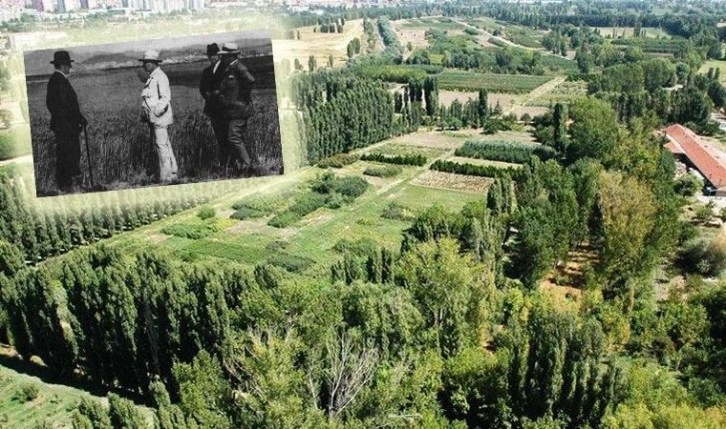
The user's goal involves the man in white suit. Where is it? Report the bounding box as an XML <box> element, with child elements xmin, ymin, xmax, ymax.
<box><xmin>139</xmin><ymin>50</ymin><xmax>178</xmax><ymax>184</ymax></box>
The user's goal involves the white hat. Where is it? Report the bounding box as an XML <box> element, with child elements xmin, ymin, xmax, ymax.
<box><xmin>138</xmin><ymin>50</ymin><xmax>162</xmax><ymax>63</ymax></box>
<box><xmin>219</xmin><ymin>42</ymin><xmax>240</xmax><ymax>55</ymax></box>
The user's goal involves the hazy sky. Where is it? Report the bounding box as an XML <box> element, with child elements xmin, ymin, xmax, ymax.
<box><xmin>24</xmin><ymin>29</ymin><xmax>271</xmax><ymax>76</ymax></box>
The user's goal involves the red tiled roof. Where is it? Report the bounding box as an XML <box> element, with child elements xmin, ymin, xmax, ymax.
<box><xmin>664</xmin><ymin>124</ymin><xmax>726</xmax><ymax>188</ymax></box>
<box><xmin>664</xmin><ymin>140</ymin><xmax>685</xmax><ymax>155</ymax></box>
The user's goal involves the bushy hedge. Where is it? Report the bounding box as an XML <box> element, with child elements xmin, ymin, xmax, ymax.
<box><xmin>316</xmin><ymin>153</ymin><xmax>360</xmax><ymax>168</ymax></box>
<box><xmin>363</xmin><ymin>164</ymin><xmax>403</xmax><ymax>177</ymax></box>
<box><xmin>455</xmin><ymin>140</ymin><xmax>556</xmax><ymax>164</ymax></box>
<box><xmin>231</xmin><ymin>193</ymin><xmax>288</xmax><ymax>220</ymax></box>
<box><xmin>357</xmin><ymin>64</ymin><xmax>443</xmax><ymax>83</ymax></box>
<box><xmin>230</xmin><ymin>207</ymin><xmax>267</xmax><ymax>220</ymax></box>
<box><xmin>430</xmin><ymin>159</ymin><xmax>522</xmax><ymax>180</ymax></box>
<box><xmin>360</xmin><ymin>153</ymin><xmax>427</xmax><ymax>166</ymax></box>
<box><xmin>266</xmin><ymin>253</ymin><xmax>315</xmax><ymax>273</ymax></box>
<box><xmin>381</xmin><ymin>201</ymin><xmax>417</xmax><ymax>221</ymax></box>
<box><xmin>197</xmin><ymin>206</ymin><xmax>216</xmax><ymax>220</ymax></box>
<box><xmin>678</xmin><ymin>236</ymin><xmax>726</xmax><ymax>277</ymax></box>
<box><xmin>160</xmin><ymin>222</ymin><xmax>220</xmax><ymax>239</ymax></box>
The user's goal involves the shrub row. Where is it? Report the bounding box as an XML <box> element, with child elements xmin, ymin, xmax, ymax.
<box><xmin>430</xmin><ymin>159</ymin><xmax>522</xmax><ymax>180</ymax></box>
<box><xmin>455</xmin><ymin>140</ymin><xmax>556</xmax><ymax>164</ymax></box>
<box><xmin>160</xmin><ymin>222</ymin><xmax>220</xmax><ymax>239</ymax></box>
<box><xmin>268</xmin><ymin>173</ymin><xmax>370</xmax><ymax>228</ymax></box>
<box><xmin>363</xmin><ymin>164</ymin><xmax>403</xmax><ymax>177</ymax></box>
<box><xmin>360</xmin><ymin>152</ymin><xmax>427</xmax><ymax>166</ymax></box>
<box><xmin>316</xmin><ymin>153</ymin><xmax>360</xmax><ymax>168</ymax></box>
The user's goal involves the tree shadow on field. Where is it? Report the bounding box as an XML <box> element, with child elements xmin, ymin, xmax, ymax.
<box><xmin>0</xmin><ymin>344</ymin><xmax>148</xmax><ymax>405</ymax></box>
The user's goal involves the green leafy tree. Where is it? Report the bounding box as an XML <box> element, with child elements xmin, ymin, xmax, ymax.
<box><xmin>568</xmin><ymin>97</ymin><xmax>620</xmax><ymax>163</ymax></box>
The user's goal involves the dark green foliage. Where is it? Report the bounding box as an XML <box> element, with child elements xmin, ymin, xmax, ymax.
<box><xmin>310</xmin><ymin>172</ymin><xmax>369</xmax><ymax>199</ymax></box>
<box><xmin>0</xmin><ymin>165</ymin><xmax>212</xmax><ymax>265</ymax></box>
<box><xmin>678</xmin><ymin>237</ymin><xmax>726</xmax><ymax>277</ymax></box>
<box><xmin>160</xmin><ymin>222</ymin><xmax>220</xmax><ymax>240</ymax></box>
<box><xmin>269</xmin><ymin>173</ymin><xmax>369</xmax><ymax>228</ymax></box>
<box><xmin>363</xmin><ymin>164</ymin><xmax>402</xmax><ymax>177</ymax></box>
<box><xmin>356</xmin><ymin>64</ymin><xmax>442</xmax><ymax>83</ymax></box>
<box><xmin>359</xmin><ymin>152</ymin><xmax>427</xmax><ymax>166</ymax></box>
<box><xmin>333</xmin><ymin>237</ymin><xmax>378</xmax><ymax>259</ymax></box>
<box><xmin>316</xmin><ymin>153</ymin><xmax>359</xmax><ymax>168</ymax></box>
<box><xmin>455</xmin><ymin>140</ymin><xmax>556</xmax><ymax>164</ymax></box>
<box><xmin>108</xmin><ymin>394</ymin><xmax>146</xmax><ymax>429</ymax></box>
<box><xmin>377</xmin><ymin>16</ymin><xmax>404</xmax><ymax>62</ymax></box>
<box><xmin>430</xmin><ymin>159</ymin><xmax>523</xmax><ymax>180</ymax></box>
<box><xmin>380</xmin><ymin>201</ymin><xmax>417</xmax><ymax>222</ymax></box>
<box><xmin>674</xmin><ymin>174</ymin><xmax>703</xmax><ymax>196</ymax></box>
<box><xmin>230</xmin><ymin>206</ymin><xmax>267</xmax><ymax>220</ymax></box>
<box><xmin>72</xmin><ymin>398</ymin><xmax>112</xmax><ymax>429</ymax></box>
<box><xmin>196</xmin><ymin>206</ymin><xmax>215</xmax><ymax>220</ymax></box>
<box><xmin>173</xmin><ymin>351</ymin><xmax>232</xmax><ymax>428</ymax></box>
<box><xmin>295</xmin><ymin>72</ymin><xmax>394</xmax><ymax>164</ymax></box>
<box><xmin>265</xmin><ymin>253</ymin><xmax>315</xmax><ymax>273</ymax></box>
<box><xmin>503</xmin><ymin>305</ymin><xmax>617</xmax><ymax>428</ymax></box>
<box><xmin>13</xmin><ymin>383</ymin><xmax>39</xmax><ymax>403</ymax></box>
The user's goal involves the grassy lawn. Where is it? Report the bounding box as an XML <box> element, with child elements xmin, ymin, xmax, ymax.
<box><xmin>0</xmin><ymin>363</ymin><xmax>101</xmax><ymax>429</ymax></box>
<box><xmin>699</xmin><ymin>60</ymin><xmax>726</xmax><ymax>83</ymax></box>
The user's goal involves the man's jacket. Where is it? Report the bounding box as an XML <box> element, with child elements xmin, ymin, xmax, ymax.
<box><xmin>141</xmin><ymin>67</ymin><xmax>173</xmax><ymax>127</ymax></box>
<box><xmin>46</xmin><ymin>71</ymin><xmax>84</xmax><ymax>136</ymax></box>
<box><xmin>200</xmin><ymin>61</ymin><xmax>226</xmax><ymax>117</ymax></box>
<box><xmin>219</xmin><ymin>59</ymin><xmax>255</xmax><ymax>120</ymax></box>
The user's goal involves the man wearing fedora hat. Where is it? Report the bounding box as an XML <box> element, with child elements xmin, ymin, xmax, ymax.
<box><xmin>46</xmin><ymin>50</ymin><xmax>88</xmax><ymax>194</ymax></box>
<box><xmin>139</xmin><ymin>49</ymin><xmax>178</xmax><ymax>184</ymax></box>
<box><xmin>218</xmin><ymin>42</ymin><xmax>256</xmax><ymax>174</ymax></box>
<box><xmin>199</xmin><ymin>43</ymin><xmax>230</xmax><ymax>166</ymax></box>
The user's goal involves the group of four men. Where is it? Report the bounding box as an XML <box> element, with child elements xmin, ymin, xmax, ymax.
<box><xmin>46</xmin><ymin>41</ymin><xmax>256</xmax><ymax>194</ymax></box>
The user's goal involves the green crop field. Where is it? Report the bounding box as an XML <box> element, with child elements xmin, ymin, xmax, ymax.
<box><xmin>438</xmin><ymin>70</ymin><xmax>554</xmax><ymax>93</ymax></box>
<box><xmin>526</xmin><ymin>80</ymin><xmax>588</xmax><ymax>106</ymax></box>
<box><xmin>95</xmin><ymin>130</ymin><xmax>487</xmax><ymax>276</ymax></box>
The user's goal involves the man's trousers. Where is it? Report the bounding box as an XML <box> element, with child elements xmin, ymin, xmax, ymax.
<box><xmin>55</xmin><ymin>131</ymin><xmax>81</xmax><ymax>193</ymax></box>
<box><xmin>150</xmin><ymin>125</ymin><xmax>178</xmax><ymax>183</ymax></box>
<box><xmin>227</xmin><ymin>118</ymin><xmax>252</xmax><ymax>170</ymax></box>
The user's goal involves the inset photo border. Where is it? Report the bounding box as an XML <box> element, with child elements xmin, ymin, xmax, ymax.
<box><xmin>24</xmin><ymin>30</ymin><xmax>282</xmax><ymax>197</ymax></box>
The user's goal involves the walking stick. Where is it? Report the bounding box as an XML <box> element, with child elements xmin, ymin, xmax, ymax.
<box><xmin>83</xmin><ymin>124</ymin><xmax>95</xmax><ymax>188</ymax></box>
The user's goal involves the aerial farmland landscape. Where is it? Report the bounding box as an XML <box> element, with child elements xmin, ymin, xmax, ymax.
<box><xmin>1</xmin><ymin>0</ymin><xmax>726</xmax><ymax>427</ymax></box>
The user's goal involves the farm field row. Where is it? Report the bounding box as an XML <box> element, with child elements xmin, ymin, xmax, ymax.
<box><xmin>438</xmin><ymin>70</ymin><xmax>554</xmax><ymax>93</ymax></box>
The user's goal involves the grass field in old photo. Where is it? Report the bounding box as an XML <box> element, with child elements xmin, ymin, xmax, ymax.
<box><xmin>26</xmin><ymin>58</ymin><xmax>282</xmax><ymax>196</ymax></box>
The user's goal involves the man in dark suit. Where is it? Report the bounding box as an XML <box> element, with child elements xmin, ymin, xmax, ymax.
<box><xmin>46</xmin><ymin>50</ymin><xmax>87</xmax><ymax>194</ymax></box>
<box><xmin>199</xmin><ymin>43</ymin><xmax>230</xmax><ymax>167</ymax></box>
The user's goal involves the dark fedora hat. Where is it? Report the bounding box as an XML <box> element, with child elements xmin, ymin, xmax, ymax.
<box><xmin>50</xmin><ymin>50</ymin><xmax>74</xmax><ymax>65</ymax></box>
<box><xmin>206</xmin><ymin>43</ymin><xmax>220</xmax><ymax>56</ymax></box>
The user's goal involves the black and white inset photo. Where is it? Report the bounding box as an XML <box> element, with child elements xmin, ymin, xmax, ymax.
<box><xmin>24</xmin><ymin>31</ymin><xmax>282</xmax><ymax>197</ymax></box>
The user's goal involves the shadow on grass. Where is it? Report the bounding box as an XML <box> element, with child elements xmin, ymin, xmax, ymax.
<box><xmin>0</xmin><ymin>344</ymin><xmax>150</xmax><ymax>406</ymax></box>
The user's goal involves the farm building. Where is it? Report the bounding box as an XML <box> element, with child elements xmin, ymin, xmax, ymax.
<box><xmin>663</xmin><ymin>124</ymin><xmax>726</xmax><ymax>196</ymax></box>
